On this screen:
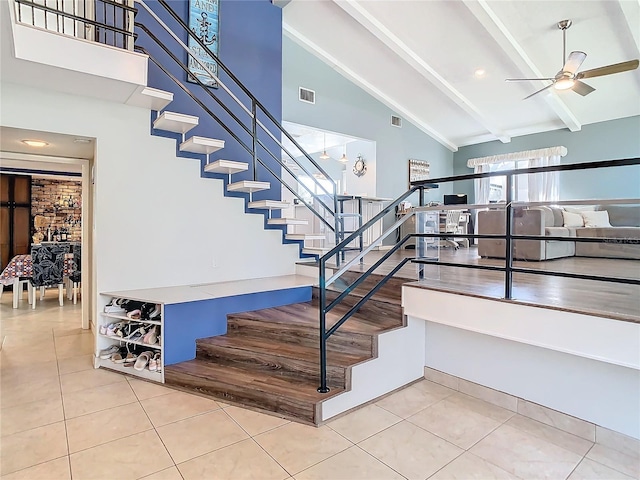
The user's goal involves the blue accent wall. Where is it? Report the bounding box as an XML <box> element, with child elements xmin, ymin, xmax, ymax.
<box><xmin>135</xmin><ymin>0</ymin><xmax>283</xmax><ymax>204</ymax></box>
<box><xmin>453</xmin><ymin>116</ymin><xmax>640</xmax><ymax>201</ymax></box>
<box><xmin>163</xmin><ymin>286</ymin><xmax>311</xmax><ymax>365</ymax></box>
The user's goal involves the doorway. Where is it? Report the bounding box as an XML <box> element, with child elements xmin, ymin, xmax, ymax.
<box><xmin>0</xmin><ymin>127</ymin><xmax>94</xmax><ymax>330</ymax></box>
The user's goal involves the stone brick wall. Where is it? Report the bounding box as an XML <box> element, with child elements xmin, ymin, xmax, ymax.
<box><xmin>31</xmin><ymin>178</ymin><xmax>82</xmax><ymax>242</ymax></box>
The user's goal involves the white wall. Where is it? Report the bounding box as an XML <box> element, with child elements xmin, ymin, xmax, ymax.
<box><xmin>1</xmin><ymin>82</ymin><xmax>300</xmax><ymax>301</ymax></box>
<box><xmin>403</xmin><ymin>287</ymin><xmax>640</xmax><ymax>439</ymax></box>
<box><xmin>424</xmin><ymin>322</ymin><xmax>640</xmax><ymax>440</ymax></box>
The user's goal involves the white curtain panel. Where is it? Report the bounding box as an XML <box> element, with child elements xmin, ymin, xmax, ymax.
<box><xmin>528</xmin><ymin>155</ymin><xmax>560</xmax><ymax>202</ymax></box>
<box><xmin>473</xmin><ymin>164</ymin><xmax>491</xmax><ymax>235</ymax></box>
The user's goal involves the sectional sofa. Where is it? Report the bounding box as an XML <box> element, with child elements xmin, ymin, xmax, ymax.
<box><xmin>477</xmin><ymin>204</ymin><xmax>640</xmax><ymax>261</ymax></box>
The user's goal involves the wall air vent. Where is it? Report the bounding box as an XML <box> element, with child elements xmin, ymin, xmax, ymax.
<box><xmin>391</xmin><ymin>115</ymin><xmax>402</xmax><ymax>127</ymax></box>
<box><xmin>299</xmin><ymin>87</ymin><xmax>316</xmax><ymax>104</ymax></box>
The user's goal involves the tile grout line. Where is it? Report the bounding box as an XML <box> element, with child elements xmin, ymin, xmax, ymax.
<box><xmin>223</xmin><ymin>413</ymin><xmax>297</xmax><ymax>477</ymax></box>
<box><xmin>126</xmin><ymin>378</ymin><xmax>183</xmax><ymax>478</ymax></box>
<box><xmin>53</xmin><ymin>331</ymin><xmax>76</xmax><ymax>480</ymax></box>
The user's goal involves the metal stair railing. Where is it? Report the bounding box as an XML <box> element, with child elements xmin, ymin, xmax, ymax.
<box><xmin>316</xmin><ymin>158</ymin><xmax>640</xmax><ymax>394</ymax></box>
<box><xmin>135</xmin><ymin>0</ymin><xmax>342</xmax><ymax>246</ymax></box>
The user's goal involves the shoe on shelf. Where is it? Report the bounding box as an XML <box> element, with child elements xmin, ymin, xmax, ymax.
<box><xmin>143</xmin><ymin>326</ymin><xmax>158</xmax><ymax>345</ymax></box>
<box><xmin>148</xmin><ymin>354</ymin><xmax>158</xmax><ymax>372</ymax></box>
<box><xmin>148</xmin><ymin>304</ymin><xmax>161</xmax><ymax>320</ymax></box>
<box><xmin>126</xmin><ymin>309</ymin><xmax>141</xmax><ymax>320</ymax></box>
<box><xmin>125</xmin><ymin>326</ymin><xmax>147</xmax><ymax>343</ymax></box>
<box><xmin>123</xmin><ymin>352</ymin><xmax>138</xmax><ymax>367</ymax></box>
<box><xmin>99</xmin><ymin>344</ymin><xmax>120</xmax><ymax>359</ymax></box>
<box><xmin>104</xmin><ymin>305</ymin><xmax>126</xmax><ymax>315</ymax></box>
<box><xmin>134</xmin><ymin>351</ymin><xmax>153</xmax><ymax>371</ymax></box>
<box><xmin>152</xmin><ymin>352</ymin><xmax>162</xmax><ymax>372</ymax></box>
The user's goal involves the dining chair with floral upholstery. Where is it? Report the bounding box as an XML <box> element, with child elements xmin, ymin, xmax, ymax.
<box><xmin>29</xmin><ymin>243</ymin><xmax>71</xmax><ymax>309</ymax></box>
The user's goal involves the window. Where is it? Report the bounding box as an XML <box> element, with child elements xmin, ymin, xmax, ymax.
<box><xmin>488</xmin><ymin>161</ymin><xmax>529</xmax><ymax>202</ymax></box>
<box><xmin>298</xmin><ymin>175</ymin><xmax>335</xmax><ymax>204</ymax></box>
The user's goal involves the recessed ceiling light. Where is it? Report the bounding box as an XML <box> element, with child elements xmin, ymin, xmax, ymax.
<box><xmin>474</xmin><ymin>68</ymin><xmax>486</xmax><ymax>78</ymax></box>
<box><xmin>22</xmin><ymin>139</ymin><xmax>49</xmax><ymax>147</ymax></box>
<box><xmin>74</xmin><ymin>138</ymin><xmax>91</xmax><ymax>144</ymax></box>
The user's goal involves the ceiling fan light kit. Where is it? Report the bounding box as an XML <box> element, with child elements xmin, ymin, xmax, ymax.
<box><xmin>506</xmin><ymin>19</ymin><xmax>639</xmax><ymax>99</ymax></box>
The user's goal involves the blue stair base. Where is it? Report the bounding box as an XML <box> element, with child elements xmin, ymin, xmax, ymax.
<box><xmin>163</xmin><ymin>286</ymin><xmax>312</xmax><ymax>365</ymax></box>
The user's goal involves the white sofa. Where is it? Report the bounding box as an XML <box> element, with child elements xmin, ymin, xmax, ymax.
<box><xmin>478</xmin><ymin>205</ymin><xmax>640</xmax><ymax>261</ymax></box>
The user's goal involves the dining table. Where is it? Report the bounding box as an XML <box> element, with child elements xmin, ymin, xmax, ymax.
<box><xmin>0</xmin><ymin>253</ymin><xmax>76</xmax><ymax>308</ymax></box>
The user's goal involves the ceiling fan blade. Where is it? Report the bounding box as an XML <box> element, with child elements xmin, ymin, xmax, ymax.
<box><xmin>505</xmin><ymin>78</ymin><xmax>555</xmax><ymax>82</ymax></box>
<box><xmin>524</xmin><ymin>83</ymin><xmax>554</xmax><ymax>100</ymax></box>
<box><xmin>572</xmin><ymin>80</ymin><xmax>595</xmax><ymax>96</ymax></box>
<box><xmin>562</xmin><ymin>51</ymin><xmax>587</xmax><ymax>74</ymax></box>
<box><xmin>576</xmin><ymin>59</ymin><xmax>639</xmax><ymax>79</ymax></box>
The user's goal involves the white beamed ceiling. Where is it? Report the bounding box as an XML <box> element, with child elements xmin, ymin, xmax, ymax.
<box><xmin>282</xmin><ymin>0</ymin><xmax>640</xmax><ymax>151</ymax></box>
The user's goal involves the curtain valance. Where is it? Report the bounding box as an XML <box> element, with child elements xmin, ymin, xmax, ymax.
<box><xmin>466</xmin><ymin>146</ymin><xmax>567</xmax><ymax>168</ymax></box>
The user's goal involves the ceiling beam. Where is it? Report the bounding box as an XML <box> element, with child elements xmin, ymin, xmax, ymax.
<box><xmin>335</xmin><ymin>0</ymin><xmax>511</xmax><ymax>144</ymax></box>
<box><xmin>463</xmin><ymin>0</ymin><xmax>582</xmax><ymax>132</ymax></box>
<box><xmin>283</xmin><ymin>23</ymin><xmax>459</xmax><ymax>152</ymax></box>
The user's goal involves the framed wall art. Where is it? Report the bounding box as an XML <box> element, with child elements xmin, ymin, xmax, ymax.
<box><xmin>188</xmin><ymin>0</ymin><xmax>219</xmax><ymax>88</ymax></box>
<box><xmin>409</xmin><ymin>158</ymin><xmax>430</xmax><ymax>187</ymax></box>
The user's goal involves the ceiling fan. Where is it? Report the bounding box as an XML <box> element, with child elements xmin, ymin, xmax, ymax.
<box><xmin>506</xmin><ymin>19</ymin><xmax>639</xmax><ymax>100</ymax></box>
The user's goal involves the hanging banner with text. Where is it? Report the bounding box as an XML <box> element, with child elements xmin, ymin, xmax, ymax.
<box><xmin>188</xmin><ymin>0</ymin><xmax>219</xmax><ymax>88</ymax></box>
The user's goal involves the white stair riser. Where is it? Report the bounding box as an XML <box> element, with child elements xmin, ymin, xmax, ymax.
<box><xmin>248</xmin><ymin>200</ymin><xmax>290</xmax><ymax>210</ymax></box>
<box><xmin>181</xmin><ymin>136</ymin><xmax>225</xmax><ymax>155</ymax></box>
<box><xmin>267</xmin><ymin>218</ymin><xmax>309</xmax><ymax>226</ymax></box>
<box><xmin>321</xmin><ymin>316</ymin><xmax>426</xmax><ymax>421</ymax></box>
<box><xmin>204</xmin><ymin>160</ymin><xmax>249</xmax><ymax>175</ymax></box>
<box><xmin>153</xmin><ymin>111</ymin><xmax>199</xmax><ymax>134</ymax></box>
<box><xmin>227</xmin><ymin>181</ymin><xmax>271</xmax><ymax>193</ymax></box>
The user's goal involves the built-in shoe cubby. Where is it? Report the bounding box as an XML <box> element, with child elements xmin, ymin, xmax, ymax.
<box><xmin>96</xmin><ymin>295</ymin><xmax>165</xmax><ymax>383</ymax></box>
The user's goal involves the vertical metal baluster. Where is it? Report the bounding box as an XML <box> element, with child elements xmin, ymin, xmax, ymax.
<box><xmin>251</xmin><ymin>101</ymin><xmax>257</xmax><ymax>182</ymax></box>
<box><xmin>318</xmin><ymin>257</ymin><xmax>329</xmax><ymax>394</ymax></box>
<box><xmin>121</xmin><ymin>1</ymin><xmax>125</xmax><ymax>48</ymax></box>
<box><xmin>72</xmin><ymin>0</ymin><xmax>76</xmax><ymax>37</ymax></box>
<box><xmin>56</xmin><ymin>0</ymin><xmax>61</xmax><ymax>34</ymax></box>
<box><xmin>504</xmin><ymin>175</ymin><xmax>513</xmax><ymax>299</ymax></box>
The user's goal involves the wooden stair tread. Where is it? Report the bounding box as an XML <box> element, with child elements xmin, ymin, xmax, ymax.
<box><xmin>229</xmin><ymin>301</ymin><xmax>402</xmax><ymax>335</ymax></box>
<box><xmin>197</xmin><ymin>335</ymin><xmax>370</xmax><ymax>366</ymax></box>
<box><xmin>166</xmin><ymin>359</ymin><xmax>344</xmax><ymax>402</ymax></box>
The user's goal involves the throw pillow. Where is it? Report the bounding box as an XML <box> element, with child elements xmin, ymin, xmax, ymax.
<box><xmin>562</xmin><ymin>210</ymin><xmax>584</xmax><ymax>227</ymax></box>
<box><xmin>581</xmin><ymin>210</ymin><xmax>612</xmax><ymax>228</ymax></box>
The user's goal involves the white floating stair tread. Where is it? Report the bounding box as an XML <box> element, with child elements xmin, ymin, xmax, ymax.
<box><xmin>125</xmin><ymin>86</ymin><xmax>173</xmax><ymax>111</ymax></box>
<box><xmin>302</xmin><ymin>247</ymin><xmax>332</xmax><ymax>255</ymax></box>
<box><xmin>267</xmin><ymin>218</ymin><xmax>309</xmax><ymax>226</ymax></box>
<box><xmin>227</xmin><ymin>180</ymin><xmax>271</xmax><ymax>193</ymax></box>
<box><xmin>286</xmin><ymin>234</ymin><xmax>326</xmax><ymax>241</ymax></box>
<box><xmin>181</xmin><ymin>137</ymin><xmax>225</xmax><ymax>155</ymax></box>
<box><xmin>153</xmin><ymin>111</ymin><xmax>198</xmax><ymax>134</ymax></box>
<box><xmin>204</xmin><ymin>159</ymin><xmax>248</xmax><ymax>174</ymax></box>
<box><xmin>248</xmin><ymin>200</ymin><xmax>290</xmax><ymax>210</ymax></box>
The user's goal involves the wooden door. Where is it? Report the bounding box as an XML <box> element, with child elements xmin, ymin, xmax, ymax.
<box><xmin>0</xmin><ymin>175</ymin><xmax>32</xmax><ymax>271</ymax></box>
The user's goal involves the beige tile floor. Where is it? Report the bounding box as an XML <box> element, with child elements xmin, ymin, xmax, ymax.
<box><xmin>1</xmin><ymin>289</ymin><xmax>639</xmax><ymax>480</ymax></box>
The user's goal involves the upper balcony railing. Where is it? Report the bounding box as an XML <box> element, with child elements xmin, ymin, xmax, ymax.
<box><xmin>315</xmin><ymin>157</ymin><xmax>640</xmax><ymax>393</ymax></box>
<box><xmin>14</xmin><ymin>0</ymin><xmax>136</xmax><ymax>50</ymax></box>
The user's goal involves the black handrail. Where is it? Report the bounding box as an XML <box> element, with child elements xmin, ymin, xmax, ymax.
<box><xmin>136</xmin><ymin>0</ymin><xmax>341</xmax><ymax>241</ymax></box>
<box><xmin>137</xmin><ymin>45</ymin><xmax>337</xmax><ymax>233</ymax></box>
<box><xmin>317</xmin><ymin>157</ymin><xmax>640</xmax><ymax>393</ymax></box>
<box><xmin>135</xmin><ymin>26</ymin><xmax>339</xmax><ymax>224</ymax></box>
<box><xmin>412</xmin><ymin>157</ymin><xmax>640</xmax><ymax>186</ymax></box>
<box><xmin>15</xmin><ymin>0</ymin><xmax>135</xmax><ymax>48</ymax></box>
<box><xmin>152</xmin><ymin>0</ymin><xmax>335</xmax><ymax>187</ymax></box>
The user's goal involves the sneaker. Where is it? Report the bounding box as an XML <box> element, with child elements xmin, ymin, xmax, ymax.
<box><xmin>104</xmin><ymin>305</ymin><xmax>126</xmax><ymax>314</ymax></box>
<box><xmin>99</xmin><ymin>344</ymin><xmax>120</xmax><ymax>359</ymax></box>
